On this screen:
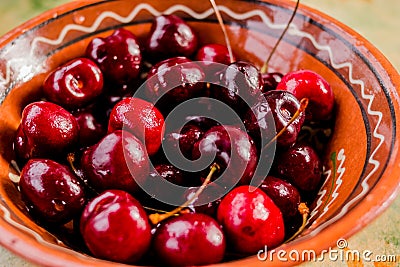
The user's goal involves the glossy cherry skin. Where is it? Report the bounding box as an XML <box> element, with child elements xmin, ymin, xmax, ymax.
<box><xmin>217</xmin><ymin>185</ymin><xmax>285</xmax><ymax>254</ymax></box>
<box><xmin>192</xmin><ymin>125</ymin><xmax>258</xmax><ymax>187</ymax></box>
<box><xmin>262</xmin><ymin>72</ymin><xmax>283</xmax><ymax>92</ymax></box>
<box><xmin>260</xmin><ymin>176</ymin><xmax>301</xmax><ymax>219</ymax></box>
<box><xmin>86</xmin><ymin>28</ymin><xmax>142</xmax><ymax>85</ymax></box>
<box><xmin>183</xmin><ymin>183</ymin><xmax>224</xmax><ymax>217</ymax></box>
<box><xmin>19</xmin><ymin>159</ymin><xmax>86</xmax><ymax>224</ymax></box>
<box><xmin>153</xmin><ymin>213</ymin><xmax>226</xmax><ymax>266</ymax></box>
<box><xmin>259</xmin><ymin>90</ymin><xmax>305</xmax><ymax>147</ymax></box>
<box><xmin>81</xmin><ymin>130</ymin><xmax>149</xmax><ymax>194</ymax></box>
<box><xmin>108</xmin><ymin>97</ymin><xmax>165</xmax><ymax>156</ymax></box>
<box><xmin>212</xmin><ymin>61</ymin><xmax>264</xmax><ymax>114</ymax></box>
<box><xmin>80</xmin><ymin>190</ymin><xmax>151</xmax><ymax>263</ymax></box>
<box><xmin>146</xmin><ymin>57</ymin><xmax>205</xmax><ymax>114</ymax></box>
<box><xmin>276</xmin><ymin>69</ymin><xmax>334</xmax><ymax>121</ymax></box>
<box><xmin>73</xmin><ymin>109</ymin><xmax>106</xmax><ymax>148</ymax></box>
<box><xmin>163</xmin><ymin>124</ymin><xmax>204</xmax><ymax>160</ymax></box>
<box><xmin>145</xmin><ymin>15</ymin><xmax>198</xmax><ymax>61</ymax></box>
<box><xmin>43</xmin><ymin>58</ymin><xmax>103</xmax><ymax>110</ymax></box>
<box><xmin>195</xmin><ymin>43</ymin><xmax>234</xmax><ymax>74</ymax></box>
<box><xmin>14</xmin><ymin>101</ymin><xmax>79</xmax><ymax>160</ymax></box>
<box><xmin>273</xmin><ymin>143</ymin><xmax>323</xmax><ymax>192</ymax></box>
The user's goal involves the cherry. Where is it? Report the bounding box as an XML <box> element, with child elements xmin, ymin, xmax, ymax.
<box><xmin>145</xmin><ymin>56</ymin><xmax>205</xmax><ymax>114</ymax></box>
<box><xmin>273</xmin><ymin>142</ymin><xmax>322</xmax><ymax>192</ymax></box>
<box><xmin>86</xmin><ymin>28</ymin><xmax>142</xmax><ymax>85</ymax></box>
<box><xmin>145</xmin><ymin>15</ymin><xmax>198</xmax><ymax>61</ymax></box>
<box><xmin>195</xmin><ymin>43</ymin><xmax>234</xmax><ymax>73</ymax></box>
<box><xmin>192</xmin><ymin>125</ymin><xmax>258</xmax><ymax>187</ymax></box>
<box><xmin>183</xmin><ymin>115</ymin><xmax>220</xmax><ymax>131</ymax></box>
<box><xmin>150</xmin><ymin>163</ymin><xmax>185</xmax><ymax>186</ymax></box>
<box><xmin>43</xmin><ymin>58</ymin><xmax>104</xmax><ymax>110</ymax></box>
<box><xmin>153</xmin><ymin>213</ymin><xmax>225</xmax><ymax>266</ymax></box>
<box><xmin>244</xmin><ymin>90</ymin><xmax>305</xmax><ymax>147</ymax></box>
<box><xmin>73</xmin><ymin>109</ymin><xmax>106</xmax><ymax>148</ymax></box>
<box><xmin>80</xmin><ymin>190</ymin><xmax>151</xmax><ymax>263</ymax></box>
<box><xmin>217</xmin><ymin>185</ymin><xmax>285</xmax><ymax>254</ymax></box>
<box><xmin>211</xmin><ymin>61</ymin><xmax>263</xmax><ymax>114</ymax></box>
<box><xmin>163</xmin><ymin>123</ymin><xmax>204</xmax><ymax>160</ymax></box>
<box><xmin>276</xmin><ymin>69</ymin><xmax>334</xmax><ymax>121</ymax></box>
<box><xmin>14</xmin><ymin>101</ymin><xmax>79</xmax><ymax>160</ymax></box>
<box><xmin>19</xmin><ymin>159</ymin><xmax>86</xmax><ymax>224</ymax></box>
<box><xmin>182</xmin><ymin>183</ymin><xmax>223</xmax><ymax>216</ymax></box>
<box><xmin>262</xmin><ymin>72</ymin><xmax>283</xmax><ymax>92</ymax></box>
<box><xmin>108</xmin><ymin>97</ymin><xmax>165</xmax><ymax>156</ymax></box>
<box><xmin>80</xmin><ymin>130</ymin><xmax>149</xmax><ymax>194</ymax></box>
<box><xmin>260</xmin><ymin>176</ymin><xmax>301</xmax><ymax>219</ymax></box>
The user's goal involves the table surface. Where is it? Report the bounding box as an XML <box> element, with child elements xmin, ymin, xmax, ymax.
<box><xmin>0</xmin><ymin>0</ymin><xmax>399</xmax><ymax>266</ymax></box>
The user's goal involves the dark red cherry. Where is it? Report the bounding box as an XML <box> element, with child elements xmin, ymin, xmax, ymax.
<box><xmin>192</xmin><ymin>125</ymin><xmax>258</xmax><ymax>187</ymax></box>
<box><xmin>14</xmin><ymin>101</ymin><xmax>79</xmax><ymax>160</ymax></box>
<box><xmin>276</xmin><ymin>69</ymin><xmax>334</xmax><ymax>121</ymax></box>
<box><xmin>108</xmin><ymin>97</ymin><xmax>165</xmax><ymax>156</ymax></box>
<box><xmin>86</xmin><ymin>28</ymin><xmax>142</xmax><ymax>85</ymax></box>
<box><xmin>151</xmin><ymin>163</ymin><xmax>185</xmax><ymax>186</ymax></box>
<box><xmin>212</xmin><ymin>61</ymin><xmax>263</xmax><ymax>114</ymax></box>
<box><xmin>163</xmin><ymin>124</ymin><xmax>204</xmax><ymax>160</ymax></box>
<box><xmin>265</xmin><ymin>90</ymin><xmax>305</xmax><ymax>147</ymax></box>
<box><xmin>43</xmin><ymin>58</ymin><xmax>103</xmax><ymax>109</ymax></box>
<box><xmin>217</xmin><ymin>186</ymin><xmax>285</xmax><ymax>254</ymax></box>
<box><xmin>184</xmin><ymin>115</ymin><xmax>220</xmax><ymax>131</ymax></box>
<box><xmin>81</xmin><ymin>130</ymin><xmax>149</xmax><ymax>194</ymax></box>
<box><xmin>153</xmin><ymin>213</ymin><xmax>225</xmax><ymax>266</ymax></box>
<box><xmin>262</xmin><ymin>72</ymin><xmax>283</xmax><ymax>92</ymax></box>
<box><xmin>145</xmin><ymin>57</ymin><xmax>205</xmax><ymax>114</ymax></box>
<box><xmin>19</xmin><ymin>159</ymin><xmax>86</xmax><ymax>224</ymax></box>
<box><xmin>195</xmin><ymin>43</ymin><xmax>234</xmax><ymax>73</ymax></box>
<box><xmin>80</xmin><ymin>190</ymin><xmax>151</xmax><ymax>263</ymax></box>
<box><xmin>183</xmin><ymin>183</ymin><xmax>224</xmax><ymax>216</ymax></box>
<box><xmin>73</xmin><ymin>109</ymin><xmax>106</xmax><ymax>148</ymax></box>
<box><xmin>145</xmin><ymin>15</ymin><xmax>198</xmax><ymax>61</ymax></box>
<box><xmin>273</xmin><ymin>143</ymin><xmax>323</xmax><ymax>192</ymax></box>
<box><xmin>260</xmin><ymin>176</ymin><xmax>301</xmax><ymax>219</ymax></box>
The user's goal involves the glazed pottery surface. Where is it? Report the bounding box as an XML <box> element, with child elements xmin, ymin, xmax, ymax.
<box><xmin>0</xmin><ymin>0</ymin><xmax>399</xmax><ymax>266</ymax></box>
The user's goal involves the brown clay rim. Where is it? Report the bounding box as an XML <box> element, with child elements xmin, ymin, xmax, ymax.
<box><xmin>0</xmin><ymin>0</ymin><xmax>399</xmax><ymax>266</ymax></box>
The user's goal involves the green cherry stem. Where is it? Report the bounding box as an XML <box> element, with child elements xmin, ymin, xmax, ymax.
<box><xmin>261</xmin><ymin>0</ymin><xmax>300</xmax><ymax>73</ymax></box>
<box><xmin>149</xmin><ymin>163</ymin><xmax>220</xmax><ymax>225</ymax></box>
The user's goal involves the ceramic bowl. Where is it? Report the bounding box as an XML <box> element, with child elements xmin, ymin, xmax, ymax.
<box><xmin>0</xmin><ymin>0</ymin><xmax>399</xmax><ymax>266</ymax></box>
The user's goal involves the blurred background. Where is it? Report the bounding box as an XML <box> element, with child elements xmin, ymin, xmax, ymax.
<box><xmin>0</xmin><ymin>0</ymin><xmax>398</xmax><ymax>266</ymax></box>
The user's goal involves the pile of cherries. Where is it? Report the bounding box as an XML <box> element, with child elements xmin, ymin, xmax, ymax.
<box><xmin>12</xmin><ymin>13</ymin><xmax>335</xmax><ymax>266</ymax></box>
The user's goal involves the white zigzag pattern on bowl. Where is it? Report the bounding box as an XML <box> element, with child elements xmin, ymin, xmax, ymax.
<box><xmin>1</xmin><ymin>3</ymin><xmax>384</xmax><ymax>244</ymax></box>
<box><xmin>308</xmin><ymin>149</ymin><xmax>345</xmax><ymax>223</ymax></box>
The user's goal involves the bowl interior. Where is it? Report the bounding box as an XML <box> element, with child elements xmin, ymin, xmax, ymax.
<box><xmin>0</xmin><ymin>0</ymin><xmax>399</xmax><ymax>266</ymax></box>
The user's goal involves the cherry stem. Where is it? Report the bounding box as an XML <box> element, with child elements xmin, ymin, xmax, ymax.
<box><xmin>149</xmin><ymin>163</ymin><xmax>220</xmax><ymax>225</ymax></box>
<box><xmin>285</xmin><ymin>202</ymin><xmax>310</xmax><ymax>243</ymax></box>
<box><xmin>209</xmin><ymin>0</ymin><xmax>234</xmax><ymax>63</ymax></box>
<box><xmin>261</xmin><ymin>0</ymin><xmax>300</xmax><ymax>73</ymax></box>
<box><xmin>264</xmin><ymin>97</ymin><xmax>309</xmax><ymax>149</ymax></box>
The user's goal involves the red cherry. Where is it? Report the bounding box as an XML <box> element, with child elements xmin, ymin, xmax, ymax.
<box><xmin>217</xmin><ymin>185</ymin><xmax>285</xmax><ymax>254</ymax></box>
<box><xmin>195</xmin><ymin>43</ymin><xmax>234</xmax><ymax>73</ymax></box>
<box><xmin>145</xmin><ymin>15</ymin><xmax>198</xmax><ymax>61</ymax></box>
<box><xmin>43</xmin><ymin>58</ymin><xmax>103</xmax><ymax>109</ymax></box>
<box><xmin>108</xmin><ymin>97</ymin><xmax>165</xmax><ymax>156</ymax></box>
<box><xmin>273</xmin><ymin>142</ymin><xmax>323</xmax><ymax>192</ymax></box>
<box><xmin>276</xmin><ymin>69</ymin><xmax>334</xmax><ymax>121</ymax></box>
<box><xmin>86</xmin><ymin>28</ymin><xmax>142</xmax><ymax>85</ymax></box>
<box><xmin>81</xmin><ymin>130</ymin><xmax>149</xmax><ymax>194</ymax></box>
<box><xmin>19</xmin><ymin>159</ymin><xmax>86</xmax><ymax>224</ymax></box>
<box><xmin>14</xmin><ymin>101</ymin><xmax>79</xmax><ymax>160</ymax></box>
<box><xmin>80</xmin><ymin>190</ymin><xmax>151</xmax><ymax>263</ymax></box>
<box><xmin>153</xmin><ymin>213</ymin><xmax>226</xmax><ymax>266</ymax></box>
